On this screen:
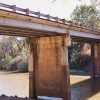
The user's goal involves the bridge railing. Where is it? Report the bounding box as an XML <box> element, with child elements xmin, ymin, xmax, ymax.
<box><xmin>0</xmin><ymin>3</ymin><xmax>100</xmax><ymax>33</ymax></box>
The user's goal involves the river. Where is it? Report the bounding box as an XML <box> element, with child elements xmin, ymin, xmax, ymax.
<box><xmin>0</xmin><ymin>71</ymin><xmax>29</xmax><ymax>98</ymax></box>
<box><xmin>0</xmin><ymin>71</ymin><xmax>100</xmax><ymax>100</ymax></box>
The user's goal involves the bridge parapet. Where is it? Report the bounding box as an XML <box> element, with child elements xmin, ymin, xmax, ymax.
<box><xmin>0</xmin><ymin>3</ymin><xmax>100</xmax><ymax>33</ymax></box>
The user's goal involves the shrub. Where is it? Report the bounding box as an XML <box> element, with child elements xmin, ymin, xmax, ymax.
<box><xmin>68</xmin><ymin>43</ymin><xmax>91</xmax><ymax>71</ymax></box>
<box><xmin>0</xmin><ymin>63</ymin><xmax>3</xmax><ymax>70</ymax></box>
<box><xmin>18</xmin><ymin>61</ymin><xmax>28</xmax><ymax>72</ymax></box>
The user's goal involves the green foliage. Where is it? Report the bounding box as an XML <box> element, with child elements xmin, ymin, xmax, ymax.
<box><xmin>3</xmin><ymin>56</ymin><xmax>13</xmax><ymax>64</ymax></box>
<box><xmin>68</xmin><ymin>42</ymin><xmax>91</xmax><ymax>70</ymax></box>
<box><xmin>68</xmin><ymin>42</ymin><xmax>84</xmax><ymax>70</ymax></box>
<box><xmin>69</xmin><ymin>4</ymin><xmax>100</xmax><ymax>71</ymax></box>
<box><xmin>0</xmin><ymin>62</ymin><xmax>3</xmax><ymax>70</ymax></box>
<box><xmin>71</xmin><ymin>4</ymin><xmax>100</xmax><ymax>27</ymax></box>
<box><xmin>0</xmin><ymin>36</ymin><xmax>28</xmax><ymax>72</ymax></box>
<box><xmin>76</xmin><ymin>55</ymin><xmax>91</xmax><ymax>70</ymax></box>
<box><xmin>18</xmin><ymin>61</ymin><xmax>28</xmax><ymax>72</ymax></box>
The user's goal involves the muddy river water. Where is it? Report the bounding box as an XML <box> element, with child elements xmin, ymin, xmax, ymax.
<box><xmin>0</xmin><ymin>71</ymin><xmax>99</xmax><ymax>100</ymax></box>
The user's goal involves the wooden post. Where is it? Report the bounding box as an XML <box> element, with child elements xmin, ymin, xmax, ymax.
<box><xmin>28</xmin><ymin>35</ymin><xmax>71</xmax><ymax>100</ymax></box>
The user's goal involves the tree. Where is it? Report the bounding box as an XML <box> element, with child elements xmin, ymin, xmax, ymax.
<box><xmin>0</xmin><ymin>36</ymin><xmax>28</xmax><ymax>71</ymax></box>
<box><xmin>51</xmin><ymin>0</ymin><xmax>99</xmax><ymax>4</ymax></box>
<box><xmin>68</xmin><ymin>4</ymin><xmax>100</xmax><ymax>71</ymax></box>
<box><xmin>71</xmin><ymin>4</ymin><xmax>100</xmax><ymax>27</ymax></box>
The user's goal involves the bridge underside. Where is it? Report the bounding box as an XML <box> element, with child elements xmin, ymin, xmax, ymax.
<box><xmin>72</xmin><ymin>36</ymin><xmax>100</xmax><ymax>43</ymax></box>
<box><xmin>0</xmin><ymin>25</ymin><xmax>61</xmax><ymax>37</ymax></box>
<box><xmin>0</xmin><ymin>25</ymin><xmax>100</xmax><ymax>43</ymax></box>
<box><xmin>0</xmin><ymin>25</ymin><xmax>100</xmax><ymax>44</ymax></box>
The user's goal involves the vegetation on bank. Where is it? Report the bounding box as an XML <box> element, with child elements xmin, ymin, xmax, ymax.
<box><xmin>0</xmin><ymin>36</ymin><xmax>28</xmax><ymax>72</ymax></box>
<box><xmin>69</xmin><ymin>4</ymin><xmax>100</xmax><ymax>71</ymax></box>
<box><xmin>68</xmin><ymin>42</ymin><xmax>91</xmax><ymax>71</ymax></box>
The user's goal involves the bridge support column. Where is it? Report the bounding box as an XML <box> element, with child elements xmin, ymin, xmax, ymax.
<box><xmin>91</xmin><ymin>43</ymin><xmax>95</xmax><ymax>78</ymax></box>
<box><xmin>91</xmin><ymin>43</ymin><xmax>100</xmax><ymax>77</ymax></box>
<box><xmin>28</xmin><ymin>44</ymin><xmax>37</xmax><ymax>99</ymax></box>
<box><xmin>28</xmin><ymin>35</ymin><xmax>71</xmax><ymax>100</ymax></box>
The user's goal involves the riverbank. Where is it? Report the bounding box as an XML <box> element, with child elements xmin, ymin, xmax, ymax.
<box><xmin>0</xmin><ymin>95</ymin><xmax>33</xmax><ymax>100</ymax></box>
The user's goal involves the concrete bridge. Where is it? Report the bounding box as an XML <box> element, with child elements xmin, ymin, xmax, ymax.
<box><xmin>0</xmin><ymin>3</ymin><xmax>100</xmax><ymax>100</ymax></box>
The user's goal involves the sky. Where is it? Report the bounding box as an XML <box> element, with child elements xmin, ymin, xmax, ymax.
<box><xmin>0</xmin><ymin>0</ymin><xmax>97</xmax><ymax>18</ymax></box>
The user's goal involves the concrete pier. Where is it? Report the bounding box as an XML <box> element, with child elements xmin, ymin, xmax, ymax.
<box><xmin>93</xmin><ymin>43</ymin><xmax>100</xmax><ymax>77</ymax></box>
<box><xmin>28</xmin><ymin>36</ymin><xmax>71</xmax><ymax>100</ymax></box>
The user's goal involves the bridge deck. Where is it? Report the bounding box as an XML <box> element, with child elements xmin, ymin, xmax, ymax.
<box><xmin>0</xmin><ymin>3</ymin><xmax>100</xmax><ymax>40</ymax></box>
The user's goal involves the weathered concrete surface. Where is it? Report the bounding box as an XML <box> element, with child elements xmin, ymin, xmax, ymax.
<box><xmin>28</xmin><ymin>36</ymin><xmax>71</xmax><ymax>100</ymax></box>
<box><xmin>93</xmin><ymin>43</ymin><xmax>100</xmax><ymax>76</ymax></box>
<box><xmin>28</xmin><ymin>47</ymin><xmax>37</xmax><ymax>99</ymax></box>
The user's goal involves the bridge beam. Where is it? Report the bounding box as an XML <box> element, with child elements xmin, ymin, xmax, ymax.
<box><xmin>28</xmin><ymin>35</ymin><xmax>71</xmax><ymax>100</ymax></box>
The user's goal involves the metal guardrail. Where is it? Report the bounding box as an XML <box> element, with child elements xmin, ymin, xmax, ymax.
<box><xmin>0</xmin><ymin>3</ymin><xmax>100</xmax><ymax>33</ymax></box>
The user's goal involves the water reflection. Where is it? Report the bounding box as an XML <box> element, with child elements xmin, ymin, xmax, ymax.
<box><xmin>71</xmin><ymin>76</ymin><xmax>100</xmax><ymax>100</ymax></box>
